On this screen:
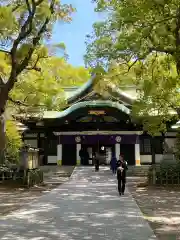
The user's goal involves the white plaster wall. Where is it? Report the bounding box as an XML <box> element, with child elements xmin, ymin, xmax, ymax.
<box><xmin>140</xmin><ymin>155</ymin><xmax>152</xmax><ymax>164</ymax></box>
<box><xmin>165</xmin><ymin>132</ymin><xmax>177</xmax><ymax>137</ymax></box>
<box><xmin>57</xmin><ymin>144</ymin><xmax>62</xmax><ymax>160</ymax></box>
<box><xmin>76</xmin><ymin>144</ymin><xmax>81</xmax><ymax>162</ymax></box>
<box><xmin>48</xmin><ymin>156</ymin><xmax>57</xmax><ymax>164</ymax></box>
<box><xmin>24</xmin><ymin>133</ymin><xmax>37</xmax><ymax>138</ymax></box>
<box><xmin>135</xmin><ymin>144</ymin><xmax>140</xmax><ymax>161</ymax></box>
<box><xmin>115</xmin><ymin>143</ymin><xmax>120</xmax><ymax>160</ymax></box>
<box><xmin>24</xmin><ymin>139</ymin><xmax>37</xmax><ymax>148</ymax></box>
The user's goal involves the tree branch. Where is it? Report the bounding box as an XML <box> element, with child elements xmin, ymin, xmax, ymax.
<box><xmin>8</xmin><ymin>97</ymin><xmax>28</xmax><ymax>106</ymax></box>
<box><xmin>9</xmin><ymin>1</ymin><xmax>37</xmax><ymax>82</ymax></box>
<box><xmin>174</xmin><ymin>7</ymin><xmax>180</xmax><ymax>74</ymax></box>
<box><xmin>127</xmin><ymin>59</ymin><xmax>138</xmax><ymax>71</ymax></box>
<box><xmin>26</xmin><ymin>55</ymin><xmax>41</xmax><ymax>72</ymax></box>
<box><xmin>8</xmin><ymin>96</ymin><xmax>47</xmax><ymax>108</ymax></box>
<box><xmin>149</xmin><ymin>46</ymin><xmax>175</xmax><ymax>55</ymax></box>
<box><xmin>16</xmin><ymin>0</ymin><xmax>55</xmax><ymax>75</ymax></box>
<box><xmin>26</xmin><ymin>0</ymin><xmax>32</xmax><ymax>14</ymax></box>
<box><xmin>7</xmin><ymin>1</ymin><xmax>22</xmax><ymax>12</ymax></box>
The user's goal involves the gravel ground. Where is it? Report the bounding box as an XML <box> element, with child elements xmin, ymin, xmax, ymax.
<box><xmin>127</xmin><ymin>176</ymin><xmax>180</xmax><ymax>240</ymax></box>
<box><xmin>0</xmin><ymin>166</ymin><xmax>74</xmax><ymax>216</ymax></box>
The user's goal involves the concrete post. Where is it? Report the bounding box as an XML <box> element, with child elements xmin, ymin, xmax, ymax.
<box><xmin>115</xmin><ymin>143</ymin><xmax>120</xmax><ymax>160</ymax></box>
<box><xmin>135</xmin><ymin>143</ymin><xmax>141</xmax><ymax>166</ymax></box>
<box><xmin>57</xmin><ymin>144</ymin><xmax>62</xmax><ymax>165</ymax></box>
<box><xmin>76</xmin><ymin>144</ymin><xmax>81</xmax><ymax>165</ymax></box>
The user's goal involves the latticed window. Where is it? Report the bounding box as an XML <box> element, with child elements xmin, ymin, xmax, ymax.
<box><xmin>140</xmin><ymin>138</ymin><xmax>151</xmax><ymax>154</ymax></box>
<box><xmin>47</xmin><ymin>138</ymin><xmax>57</xmax><ymax>155</ymax></box>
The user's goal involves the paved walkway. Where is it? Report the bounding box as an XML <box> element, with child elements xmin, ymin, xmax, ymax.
<box><xmin>0</xmin><ymin>167</ymin><xmax>157</xmax><ymax>240</ymax></box>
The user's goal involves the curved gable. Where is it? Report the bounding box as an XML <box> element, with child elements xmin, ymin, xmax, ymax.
<box><xmin>43</xmin><ymin>100</ymin><xmax>130</xmax><ymax>120</ymax></box>
<box><xmin>66</xmin><ymin>74</ymin><xmax>136</xmax><ymax>106</ymax></box>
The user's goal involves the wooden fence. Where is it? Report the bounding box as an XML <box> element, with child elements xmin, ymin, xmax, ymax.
<box><xmin>148</xmin><ymin>165</ymin><xmax>180</xmax><ymax>185</ymax></box>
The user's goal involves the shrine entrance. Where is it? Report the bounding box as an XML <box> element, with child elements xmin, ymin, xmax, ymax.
<box><xmin>81</xmin><ymin>142</ymin><xmax>115</xmax><ymax>165</ymax></box>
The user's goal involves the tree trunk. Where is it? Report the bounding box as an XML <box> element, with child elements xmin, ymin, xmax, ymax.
<box><xmin>0</xmin><ymin>82</ymin><xmax>10</xmax><ymax>165</ymax></box>
<box><xmin>151</xmin><ymin>137</ymin><xmax>156</xmax><ymax>165</ymax></box>
<box><xmin>0</xmin><ymin>114</ymin><xmax>6</xmax><ymax>164</ymax></box>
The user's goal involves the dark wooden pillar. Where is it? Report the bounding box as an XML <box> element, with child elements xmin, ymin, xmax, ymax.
<box><xmin>22</xmin><ymin>132</ymin><xmax>25</xmax><ymax>142</ymax></box>
<box><xmin>37</xmin><ymin>132</ymin><xmax>40</xmax><ymax>149</ymax></box>
<box><xmin>44</xmin><ymin>131</ymin><xmax>48</xmax><ymax>165</ymax></box>
<box><xmin>37</xmin><ymin>132</ymin><xmax>41</xmax><ymax>165</ymax></box>
<box><xmin>161</xmin><ymin>132</ymin><xmax>165</xmax><ymax>154</ymax></box>
<box><xmin>151</xmin><ymin>136</ymin><xmax>156</xmax><ymax>165</ymax></box>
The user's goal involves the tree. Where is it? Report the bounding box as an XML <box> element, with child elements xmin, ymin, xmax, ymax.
<box><xmin>130</xmin><ymin>54</ymin><xmax>179</xmax><ymax>135</ymax></box>
<box><xmin>3</xmin><ymin>55</ymin><xmax>90</xmax><ymax>164</ymax></box>
<box><xmin>0</xmin><ymin>0</ymin><xmax>75</xmax><ymax>163</ymax></box>
<box><xmin>41</xmin><ymin>57</ymin><xmax>90</xmax><ymax>87</ymax></box>
<box><xmin>85</xmin><ymin>0</ymin><xmax>180</xmax><ymax>134</ymax></box>
<box><xmin>5</xmin><ymin>120</ymin><xmax>23</xmax><ymax>164</ymax></box>
<box><xmin>8</xmin><ymin>56</ymin><xmax>90</xmax><ymax>118</ymax></box>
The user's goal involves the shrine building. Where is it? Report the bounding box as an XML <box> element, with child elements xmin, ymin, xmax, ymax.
<box><xmin>21</xmin><ymin>75</ymin><xmax>177</xmax><ymax>166</ymax></box>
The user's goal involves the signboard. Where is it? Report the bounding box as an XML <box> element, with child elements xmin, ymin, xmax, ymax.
<box><xmin>53</xmin><ymin>132</ymin><xmax>61</xmax><ymax>136</ymax></box>
<box><xmin>88</xmin><ymin>110</ymin><xmax>106</xmax><ymax>115</ymax></box>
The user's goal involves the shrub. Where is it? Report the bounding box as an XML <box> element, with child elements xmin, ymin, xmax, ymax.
<box><xmin>23</xmin><ymin>169</ymin><xmax>44</xmax><ymax>187</ymax></box>
<box><xmin>5</xmin><ymin>120</ymin><xmax>23</xmax><ymax>163</ymax></box>
<box><xmin>148</xmin><ymin>163</ymin><xmax>180</xmax><ymax>185</ymax></box>
<box><xmin>175</xmin><ymin>131</ymin><xmax>180</xmax><ymax>162</ymax></box>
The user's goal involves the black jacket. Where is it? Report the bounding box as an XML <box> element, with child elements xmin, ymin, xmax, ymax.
<box><xmin>117</xmin><ymin>162</ymin><xmax>128</xmax><ymax>180</ymax></box>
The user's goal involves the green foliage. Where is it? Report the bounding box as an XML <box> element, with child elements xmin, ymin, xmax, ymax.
<box><xmin>0</xmin><ymin>165</ymin><xmax>11</xmax><ymax>173</ymax></box>
<box><xmin>0</xmin><ymin>0</ymin><xmax>75</xmax><ymax>112</ymax></box>
<box><xmin>24</xmin><ymin>169</ymin><xmax>44</xmax><ymax>187</ymax></box>
<box><xmin>148</xmin><ymin>163</ymin><xmax>180</xmax><ymax>185</ymax></box>
<box><xmin>0</xmin><ymin>0</ymin><xmax>78</xmax><ymax>163</ymax></box>
<box><xmin>7</xmin><ymin>56</ymin><xmax>90</xmax><ymax>117</ymax></box>
<box><xmin>0</xmin><ymin>1</ymin><xmax>75</xmax><ymax>43</ymax></box>
<box><xmin>87</xmin><ymin>0</ymin><xmax>180</xmax><ymax>68</ymax></box>
<box><xmin>85</xmin><ymin>0</ymin><xmax>180</xmax><ymax>134</ymax></box>
<box><xmin>130</xmin><ymin>54</ymin><xmax>179</xmax><ymax>134</ymax></box>
<box><xmin>175</xmin><ymin>131</ymin><xmax>180</xmax><ymax>162</ymax></box>
<box><xmin>5</xmin><ymin>120</ymin><xmax>22</xmax><ymax>163</ymax></box>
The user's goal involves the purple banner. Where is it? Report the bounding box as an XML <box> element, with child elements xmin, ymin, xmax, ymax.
<box><xmin>60</xmin><ymin>135</ymin><xmax>137</xmax><ymax>145</ymax></box>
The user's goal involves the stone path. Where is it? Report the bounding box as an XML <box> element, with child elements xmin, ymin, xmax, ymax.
<box><xmin>0</xmin><ymin>167</ymin><xmax>157</xmax><ymax>240</ymax></box>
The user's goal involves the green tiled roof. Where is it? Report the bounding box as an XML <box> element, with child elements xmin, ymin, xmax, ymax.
<box><xmin>67</xmin><ymin>73</ymin><xmax>97</xmax><ymax>104</ymax></box>
<box><xmin>43</xmin><ymin>100</ymin><xmax>130</xmax><ymax>119</ymax></box>
<box><xmin>65</xmin><ymin>73</ymin><xmax>137</xmax><ymax>106</ymax></box>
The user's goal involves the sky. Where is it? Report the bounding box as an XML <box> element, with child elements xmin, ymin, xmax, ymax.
<box><xmin>51</xmin><ymin>0</ymin><xmax>103</xmax><ymax>67</ymax></box>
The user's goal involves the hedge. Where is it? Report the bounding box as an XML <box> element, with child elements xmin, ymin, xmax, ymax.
<box><xmin>0</xmin><ymin>168</ymin><xmax>43</xmax><ymax>187</ymax></box>
<box><xmin>148</xmin><ymin>163</ymin><xmax>180</xmax><ymax>185</ymax></box>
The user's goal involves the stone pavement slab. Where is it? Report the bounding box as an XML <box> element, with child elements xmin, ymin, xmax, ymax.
<box><xmin>0</xmin><ymin>167</ymin><xmax>157</xmax><ymax>240</ymax></box>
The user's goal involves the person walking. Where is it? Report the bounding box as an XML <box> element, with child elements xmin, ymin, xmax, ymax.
<box><xmin>94</xmin><ymin>152</ymin><xmax>100</xmax><ymax>171</ymax></box>
<box><xmin>79</xmin><ymin>147</ymin><xmax>84</xmax><ymax>165</ymax></box>
<box><xmin>117</xmin><ymin>155</ymin><xmax>128</xmax><ymax>195</ymax></box>
<box><xmin>83</xmin><ymin>147</ymin><xmax>89</xmax><ymax>165</ymax></box>
<box><xmin>110</xmin><ymin>153</ymin><xmax>117</xmax><ymax>174</ymax></box>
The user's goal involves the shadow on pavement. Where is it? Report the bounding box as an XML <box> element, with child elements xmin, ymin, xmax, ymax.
<box><xmin>0</xmin><ymin>167</ymin><xmax>156</xmax><ymax>240</ymax></box>
<box><xmin>128</xmin><ymin>176</ymin><xmax>180</xmax><ymax>240</ymax></box>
